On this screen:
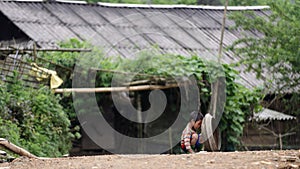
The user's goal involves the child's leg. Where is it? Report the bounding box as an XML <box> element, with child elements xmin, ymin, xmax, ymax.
<box><xmin>190</xmin><ymin>133</ymin><xmax>198</xmax><ymax>146</ymax></box>
<box><xmin>191</xmin><ymin>134</ymin><xmax>202</xmax><ymax>151</ymax></box>
<box><xmin>195</xmin><ymin>134</ymin><xmax>202</xmax><ymax>148</ymax></box>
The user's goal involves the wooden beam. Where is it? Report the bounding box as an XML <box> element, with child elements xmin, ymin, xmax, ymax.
<box><xmin>54</xmin><ymin>84</ymin><xmax>179</xmax><ymax>93</ymax></box>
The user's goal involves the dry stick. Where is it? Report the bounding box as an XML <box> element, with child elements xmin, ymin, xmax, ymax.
<box><xmin>54</xmin><ymin>84</ymin><xmax>179</xmax><ymax>93</ymax></box>
<box><xmin>0</xmin><ymin>138</ymin><xmax>37</xmax><ymax>158</ymax></box>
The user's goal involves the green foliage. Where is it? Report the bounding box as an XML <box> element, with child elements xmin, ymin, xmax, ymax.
<box><xmin>118</xmin><ymin>53</ymin><xmax>263</xmax><ymax>149</ymax></box>
<box><xmin>197</xmin><ymin>0</ymin><xmax>222</xmax><ymax>5</ymax></box>
<box><xmin>223</xmin><ymin>0</ymin><xmax>267</xmax><ymax>6</ymax></box>
<box><xmin>229</xmin><ymin>0</ymin><xmax>300</xmax><ymax>92</ymax></box>
<box><xmin>43</xmin><ymin>39</ymin><xmax>262</xmax><ymax>150</ymax></box>
<box><xmin>221</xmin><ymin>65</ymin><xmax>263</xmax><ymax>148</ymax></box>
<box><xmin>0</xmin><ymin>79</ymin><xmax>72</xmax><ymax>157</ymax></box>
<box><xmin>39</xmin><ymin>38</ymin><xmax>109</xmax><ymax>139</ymax></box>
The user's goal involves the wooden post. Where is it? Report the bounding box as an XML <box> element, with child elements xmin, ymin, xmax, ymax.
<box><xmin>279</xmin><ymin>133</ymin><xmax>282</xmax><ymax>150</ymax></box>
<box><xmin>33</xmin><ymin>42</ymin><xmax>37</xmax><ymax>62</ymax></box>
<box><xmin>137</xmin><ymin>93</ymin><xmax>143</xmax><ymax>153</ymax></box>
<box><xmin>278</xmin><ymin>121</ymin><xmax>282</xmax><ymax>150</ymax></box>
<box><xmin>169</xmin><ymin>127</ymin><xmax>173</xmax><ymax>154</ymax></box>
<box><xmin>218</xmin><ymin>0</ymin><xmax>228</xmax><ymax>63</ymax></box>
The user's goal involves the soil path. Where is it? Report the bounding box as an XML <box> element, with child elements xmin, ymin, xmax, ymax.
<box><xmin>0</xmin><ymin>150</ymin><xmax>299</xmax><ymax>169</ymax></box>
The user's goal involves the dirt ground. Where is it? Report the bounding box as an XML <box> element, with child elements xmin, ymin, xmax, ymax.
<box><xmin>0</xmin><ymin>150</ymin><xmax>299</xmax><ymax>169</ymax></box>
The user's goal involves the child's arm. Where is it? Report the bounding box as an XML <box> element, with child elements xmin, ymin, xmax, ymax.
<box><xmin>183</xmin><ymin>131</ymin><xmax>194</xmax><ymax>154</ymax></box>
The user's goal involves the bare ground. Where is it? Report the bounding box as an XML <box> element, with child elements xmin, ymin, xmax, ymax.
<box><xmin>0</xmin><ymin>150</ymin><xmax>299</xmax><ymax>169</ymax></box>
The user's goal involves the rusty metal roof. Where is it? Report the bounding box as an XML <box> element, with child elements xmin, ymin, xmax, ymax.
<box><xmin>0</xmin><ymin>0</ymin><xmax>271</xmax><ymax>89</ymax></box>
<box><xmin>253</xmin><ymin>108</ymin><xmax>297</xmax><ymax>121</ymax></box>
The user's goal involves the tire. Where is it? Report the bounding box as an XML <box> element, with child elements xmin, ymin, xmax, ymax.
<box><xmin>201</xmin><ymin>114</ymin><xmax>221</xmax><ymax>151</ymax></box>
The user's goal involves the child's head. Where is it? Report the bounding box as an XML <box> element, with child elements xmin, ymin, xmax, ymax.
<box><xmin>189</xmin><ymin>111</ymin><xmax>204</xmax><ymax>130</ymax></box>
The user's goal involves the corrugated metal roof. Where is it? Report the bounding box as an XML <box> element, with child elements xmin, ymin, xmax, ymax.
<box><xmin>0</xmin><ymin>0</ymin><xmax>270</xmax><ymax>89</ymax></box>
<box><xmin>254</xmin><ymin>108</ymin><xmax>297</xmax><ymax>121</ymax></box>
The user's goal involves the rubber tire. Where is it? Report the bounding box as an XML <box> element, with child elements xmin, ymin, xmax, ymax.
<box><xmin>201</xmin><ymin>114</ymin><xmax>221</xmax><ymax>151</ymax></box>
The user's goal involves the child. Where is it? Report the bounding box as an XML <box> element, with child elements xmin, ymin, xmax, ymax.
<box><xmin>181</xmin><ymin>111</ymin><xmax>204</xmax><ymax>154</ymax></box>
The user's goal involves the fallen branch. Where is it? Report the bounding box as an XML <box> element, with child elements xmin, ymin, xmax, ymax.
<box><xmin>0</xmin><ymin>138</ymin><xmax>37</xmax><ymax>158</ymax></box>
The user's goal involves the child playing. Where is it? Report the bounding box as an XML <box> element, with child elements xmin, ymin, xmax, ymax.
<box><xmin>181</xmin><ymin>111</ymin><xmax>204</xmax><ymax>154</ymax></box>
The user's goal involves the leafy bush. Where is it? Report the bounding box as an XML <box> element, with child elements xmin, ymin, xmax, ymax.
<box><xmin>0</xmin><ymin>78</ymin><xmax>72</xmax><ymax>157</ymax></box>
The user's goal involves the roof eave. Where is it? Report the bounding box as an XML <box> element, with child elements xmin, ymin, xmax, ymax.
<box><xmin>4</xmin><ymin>0</ymin><xmax>270</xmax><ymax>10</ymax></box>
<box><xmin>97</xmin><ymin>2</ymin><xmax>269</xmax><ymax>10</ymax></box>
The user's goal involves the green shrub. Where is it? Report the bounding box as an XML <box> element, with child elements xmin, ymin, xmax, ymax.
<box><xmin>0</xmin><ymin>79</ymin><xmax>72</xmax><ymax>157</ymax></box>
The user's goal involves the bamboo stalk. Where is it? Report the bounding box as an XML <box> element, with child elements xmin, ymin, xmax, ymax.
<box><xmin>123</xmin><ymin>78</ymin><xmax>172</xmax><ymax>86</ymax></box>
<box><xmin>0</xmin><ymin>138</ymin><xmax>37</xmax><ymax>158</ymax></box>
<box><xmin>54</xmin><ymin>84</ymin><xmax>179</xmax><ymax>93</ymax></box>
<box><xmin>123</xmin><ymin>79</ymin><xmax>151</xmax><ymax>86</ymax></box>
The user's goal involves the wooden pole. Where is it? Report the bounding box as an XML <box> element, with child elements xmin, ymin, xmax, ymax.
<box><xmin>279</xmin><ymin>133</ymin><xmax>282</xmax><ymax>150</ymax></box>
<box><xmin>203</xmin><ymin>0</ymin><xmax>228</xmax><ymax>152</ymax></box>
<box><xmin>218</xmin><ymin>0</ymin><xmax>229</xmax><ymax>63</ymax></box>
<box><xmin>54</xmin><ymin>84</ymin><xmax>179</xmax><ymax>93</ymax></box>
<box><xmin>0</xmin><ymin>138</ymin><xmax>37</xmax><ymax>158</ymax></box>
<box><xmin>33</xmin><ymin>43</ymin><xmax>37</xmax><ymax>62</ymax></box>
<box><xmin>137</xmin><ymin>93</ymin><xmax>143</xmax><ymax>153</ymax></box>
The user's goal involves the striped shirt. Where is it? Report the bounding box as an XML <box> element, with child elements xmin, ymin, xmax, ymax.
<box><xmin>181</xmin><ymin>123</ymin><xmax>197</xmax><ymax>151</ymax></box>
